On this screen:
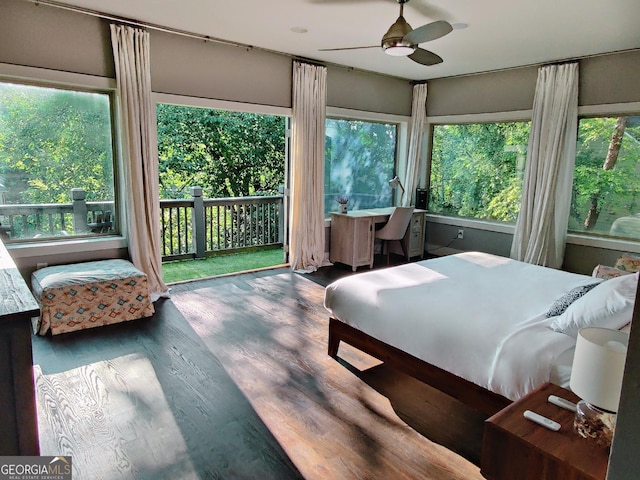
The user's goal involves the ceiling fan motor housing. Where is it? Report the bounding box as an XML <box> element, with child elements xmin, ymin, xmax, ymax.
<box><xmin>382</xmin><ymin>15</ymin><xmax>416</xmax><ymax>55</ymax></box>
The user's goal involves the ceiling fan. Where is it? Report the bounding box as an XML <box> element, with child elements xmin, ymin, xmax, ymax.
<box><xmin>319</xmin><ymin>0</ymin><xmax>452</xmax><ymax>66</ymax></box>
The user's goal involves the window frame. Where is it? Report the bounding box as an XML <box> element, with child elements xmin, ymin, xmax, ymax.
<box><xmin>570</xmin><ymin>102</ymin><xmax>640</xmax><ymax>250</ymax></box>
<box><xmin>325</xmin><ymin>107</ymin><xmax>409</xmax><ymax>220</ymax></box>
<box><xmin>425</xmin><ymin>101</ymin><xmax>640</xmax><ymax>253</ymax></box>
<box><xmin>0</xmin><ymin>62</ymin><xmax>127</xmax><ymax>259</ymax></box>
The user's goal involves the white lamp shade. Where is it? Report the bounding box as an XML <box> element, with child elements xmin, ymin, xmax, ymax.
<box><xmin>570</xmin><ymin>327</ymin><xmax>629</xmax><ymax>412</ymax></box>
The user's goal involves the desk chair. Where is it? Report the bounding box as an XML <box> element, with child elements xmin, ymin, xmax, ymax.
<box><xmin>375</xmin><ymin>207</ymin><xmax>414</xmax><ymax>265</ymax></box>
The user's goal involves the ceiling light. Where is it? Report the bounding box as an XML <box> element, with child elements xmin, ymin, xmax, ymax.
<box><xmin>383</xmin><ymin>44</ymin><xmax>416</xmax><ymax>56</ymax></box>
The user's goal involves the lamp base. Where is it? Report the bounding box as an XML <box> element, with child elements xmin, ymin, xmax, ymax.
<box><xmin>574</xmin><ymin>400</ymin><xmax>616</xmax><ymax>448</ymax></box>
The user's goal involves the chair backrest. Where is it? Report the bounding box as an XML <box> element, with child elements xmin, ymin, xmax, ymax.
<box><xmin>375</xmin><ymin>207</ymin><xmax>414</xmax><ymax>241</ymax></box>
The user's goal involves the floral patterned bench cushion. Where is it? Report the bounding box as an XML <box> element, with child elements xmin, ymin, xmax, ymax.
<box><xmin>32</xmin><ymin>259</ymin><xmax>155</xmax><ymax>335</ymax></box>
<box><xmin>592</xmin><ymin>264</ymin><xmax>632</xmax><ymax>279</ymax></box>
<box><xmin>592</xmin><ymin>253</ymin><xmax>640</xmax><ymax>280</ymax></box>
<box><xmin>613</xmin><ymin>253</ymin><xmax>640</xmax><ymax>273</ymax></box>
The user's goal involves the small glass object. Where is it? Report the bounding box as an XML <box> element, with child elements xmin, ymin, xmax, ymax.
<box><xmin>574</xmin><ymin>399</ymin><xmax>616</xmax><ymax>448</ymax></box>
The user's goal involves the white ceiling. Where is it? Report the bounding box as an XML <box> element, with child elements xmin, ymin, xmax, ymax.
<box><xmin>51</xmin><ymin>0</ymin><xmax>640</xmax><ymax>81</ymax></box>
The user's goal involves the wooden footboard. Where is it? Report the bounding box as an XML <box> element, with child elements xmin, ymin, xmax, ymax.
<box><xmin>328</xmin><ymin>317</ymin><xmax>511</xmax><ymax>417</ymax></box>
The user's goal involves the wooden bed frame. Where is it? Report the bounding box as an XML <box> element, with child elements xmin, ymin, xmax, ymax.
<box><xmin>328</xmin><ymin>317</ymin><xmax>511</xmax><ymax>417</ymax></box>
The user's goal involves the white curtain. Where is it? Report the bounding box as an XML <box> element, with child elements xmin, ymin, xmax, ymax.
<box><xmin>510</xmin><ymin>62</ymin><xmax>579</xmax><ymax>268</ymax></box>
<box><xmin>289</xmin><ymin>61</ymin><xmax>327</xmax><ymax>272</ymax></box>
<box><xmin>110</xmin><ymin>24</ymin><xmax>169</xmax><ymax>299</ymax></box>
<box><xmin>402</xmin><ymin>83</ymin><xmax>428</xmax><ymax>207</ymax></box>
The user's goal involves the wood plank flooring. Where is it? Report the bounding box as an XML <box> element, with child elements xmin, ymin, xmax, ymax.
<box><xmin>32</xmin><ymin>264</ymin><xmax>486</xmax><ymax>480</ymax></box>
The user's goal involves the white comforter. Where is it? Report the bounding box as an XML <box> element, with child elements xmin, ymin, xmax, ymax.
<box><xmin>324</xmin><ymin>251</ymin><xmax>594</xmax><ymax>401</ymax></box>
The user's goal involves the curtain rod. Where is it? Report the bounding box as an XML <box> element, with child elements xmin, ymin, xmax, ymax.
<box><xmin>24</xmin><ymin>1</ymin><xmax>332</xmax><ymax>70</ymax></box>
<box><xmin>27</xmin><ymin>0</ymin><xmax>252</xmax><ymax>50</ymax></box>
<box><xmin>424</xmin><ymin>47</ymin><xmax>640</xmax><ymax>82</ymax></box>
<box><xmin>24</xmin><ymin>0</ymin><xmax>414</xmax><ymax>82</ymax></box>
<box><xmin>23</xmin><ymin>0</ymin><xmax>640</xmax><ymax>85</ymax></box>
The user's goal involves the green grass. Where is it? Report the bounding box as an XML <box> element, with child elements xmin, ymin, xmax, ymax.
<box><xmin>162</xmin><ymin>248</ymin><xmax>286</xmax><ymax>284</ymax></box>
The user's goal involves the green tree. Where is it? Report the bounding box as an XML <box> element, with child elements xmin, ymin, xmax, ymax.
<box><xmin>324</xmin><ymin>118</ymin><xmax>396</xmax><ymax>211</ymax></box>
<box><xmin>570</xmin><ymin>116</ymin><xmax>640</xmax><ymax>235</ymax></box>
<box><xmin>156</xmin><ymin>105</ymin><xmax>285</xmax><ymax>199</ymax></box>
<box><xmin>0</xmin><ymin>83</ymin><xmax>114</xmax><ymax>204</ymax></box>
<box><xmin>429</xmin><ymin>122</ymin><xmax>530</xmax><ymax>222</ymax></box>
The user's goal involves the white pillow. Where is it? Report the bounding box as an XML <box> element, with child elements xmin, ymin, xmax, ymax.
<box><xmin>549</xmin><ymin>272</ymin><xmax>638</xmax><ymax>337</ymax></box>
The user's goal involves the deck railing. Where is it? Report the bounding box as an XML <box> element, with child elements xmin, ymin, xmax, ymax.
<box><xmin>0</xmin><ymin>187</ymin><xmax>284</xmax><ymax>262</ymax></box>
<box><xmin>0</xmin><ymin>188</ymin><xmax>114</xmax><ymax>240</ymax></box>
<box><xmin>160</xmin><ymin>187</ymin><xmax>284</xmax><ymax>261</ymax></box>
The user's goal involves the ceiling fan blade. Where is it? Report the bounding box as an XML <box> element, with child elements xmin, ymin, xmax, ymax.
<box><xmin>319</xmin><ymin>45</ymin><xmax>379</xmax><ymax>52</ymax></box>
<box><xmin>408</xmin><ymin>47</ymin><xmax>443</xmax><ymax>66</ymax></box>
<box><xmin>404</xmin><ymin>20</ymin><xmax>452</xmax><ymax>45</ymax></box>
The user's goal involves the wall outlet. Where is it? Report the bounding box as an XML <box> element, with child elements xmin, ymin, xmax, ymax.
<box><xmin>457</xmin><ymin>229</ymin><xmax>464</xmax><ymax>240</ymax></box>
<box><xmin>36</xmin><ymin>262</ymin><xmax>48</xmax><ymax>269</ymax></box>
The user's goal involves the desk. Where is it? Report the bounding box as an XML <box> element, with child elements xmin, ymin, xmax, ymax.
<box><xmin>330</xmin><ymin>207</ymin><xmax>426</xmax><ymax>271</ymax></box>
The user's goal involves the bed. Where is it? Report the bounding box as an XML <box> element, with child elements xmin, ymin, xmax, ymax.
<box><xmin>324</xmin><ymin>252</ymin><xmax>637</xmax><ymax>415</ymax></box>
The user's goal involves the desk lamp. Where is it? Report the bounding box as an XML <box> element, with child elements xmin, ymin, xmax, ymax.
<box><xmin>570</xmin><ymin>327</ymin><xmax>629</xmax><ymax>448</ymax></box>
<box><xmin>388</xmin><ymin>176</ymin><xmax>405</xmax><ymax>206</ymax></box>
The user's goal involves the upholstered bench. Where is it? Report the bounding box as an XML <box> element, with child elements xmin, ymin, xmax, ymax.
<box><xmin>31</xmin><ymin>259</ymin><xmax>155</xmax><ymax>335</ymax></box>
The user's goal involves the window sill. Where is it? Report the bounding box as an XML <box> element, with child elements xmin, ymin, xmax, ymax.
<box><xmin>425</xmin><ymin>214</ymin><xmax>515</xmax><ymax>234</ymax></box>
<box><xmin>7</xmin><ymin>236</ymin><xmax>127</xmax><ymax>259</ymax></box>
<box><xmin>425</xmin><ymin>214</ymin><xmax>640</xmax><ymax>253</ymax></box>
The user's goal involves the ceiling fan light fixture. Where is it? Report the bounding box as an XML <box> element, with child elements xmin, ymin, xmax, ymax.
<box><xmin>383</xmin><ymin>43</ymin><xmax>416</xmax><ymax>56</ymax></box>
<box><xmin>382</xmin><ymin>14</ymin><xmax>416</xmax><ymax>56</ymax></box>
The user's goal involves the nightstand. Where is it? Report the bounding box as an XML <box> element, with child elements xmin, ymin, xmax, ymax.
<box><xmin>481</xmin><ymin>382</ymin><xmax>609</xmax><ymax>480</ymax></box>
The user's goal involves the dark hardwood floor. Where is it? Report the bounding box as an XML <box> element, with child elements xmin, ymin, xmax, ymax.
<box><xmin>32</xmin><ymin>255</ymin><xmax>485</xmax><ymax>480</ymax></box>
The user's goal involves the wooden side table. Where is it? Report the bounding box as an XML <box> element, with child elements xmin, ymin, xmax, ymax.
<box><xmin>481</xmin><ymin>382</ymin><xmax>609</xmax><ymax>480</ymax></box>
<box><xmin>0</xmin><ymin>238</ymin><xmax>40</xmax><ymax>455</ymax></box>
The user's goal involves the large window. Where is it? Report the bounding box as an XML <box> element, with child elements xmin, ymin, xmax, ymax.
<box><xmin>0</xmin><ymin>82</ymin><xmax>117</xmax><ymax>242</ymax></box>
<box><xmin>569</xmin><ymin>115</ymin><xmax>640</xmax><ymax>240</ymax></box>
<box><xmin>429</xmin><ymin>122</ymin><xmax>530</xmax><ymax>222</ymax></box>
<box><xmin>324</xmin><ymin>118</ymin><xmax>397</xmax><ymax>213</ymax></box>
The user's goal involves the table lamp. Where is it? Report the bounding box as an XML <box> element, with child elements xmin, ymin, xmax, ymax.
<box><xmin>388</xmin><ymin>176</ymin><xmax>405</xmax><ymax>205</ymax></box>
<box><xmin>570</xmin><ymin>326</ymin><xmax>629</xmax><ymax>448</ymax></box>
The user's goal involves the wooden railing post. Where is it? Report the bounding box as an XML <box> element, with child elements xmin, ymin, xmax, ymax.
<box><xmin>191</xmin><ymin>186</ymin><xmax>206</xmax><ymax>259</ymax></box>
<box><xmin>71</xmin><ymin>188</ymin><xmax>89</xmax><ymax>234</ymax></box>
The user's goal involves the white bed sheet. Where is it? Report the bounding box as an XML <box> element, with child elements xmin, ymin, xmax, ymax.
<box><xmin>324</xmin><ymin>251</ymin><xmax>594</xmax><ymax>401</ymax></box>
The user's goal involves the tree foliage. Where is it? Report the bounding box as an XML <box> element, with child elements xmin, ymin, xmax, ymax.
<box><xmin>156</xmin><ymin>104</ymin><xmax>285</xmax><ymax>199</ymax></box>
<box><xmin>0</xmin><ymin>83</ymin><xmax>114</xmax><ymax>204</ymax></box>
<box><xmin>324</xmin><ymin>118</ymin><xmax>396</xmax><ymax>211</ymax></box>
<box><xmin>429</xmin><ymin>122</ymin><xmax>530</xmax><ymax>222</ymax></box>
<box><xmin>430</xmin><ymin>117</ymin><xmax>640</xmax><ymax>238</ymax></box>
<box><xmin>570</xmin><ymin>116</ymin><xmax>640</xmax><ymax>235</ymax></box>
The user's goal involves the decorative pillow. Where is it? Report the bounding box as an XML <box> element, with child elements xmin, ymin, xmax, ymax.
<box><xmin>613</xmin><ymin>253</ymin><xmax>640</xmax><ymax>273</ymax></box>
<box><xmin>549</xmin><ymin>272</ymin><xmax>639</xmax><ymax>337</ymax></box>
<box><xmin>545</xmin><ymin>282</ymin><xmax>602</xmax><ymax>317</ymax></box>
<box><xmin>592</xmin><ymin>264</ymin><xmax>631</xmax><ymax>279</ymax></box>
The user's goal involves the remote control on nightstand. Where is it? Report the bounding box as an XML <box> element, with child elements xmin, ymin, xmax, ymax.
<box><xmin>548</xmin><ymin>395</ymin><xmax>577</xmax><ymax>412</ymax></box>
<box><xmin>523</xmin><ymin>410</ymin><xmax>561</xmax><ymax>431</ymax></box>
